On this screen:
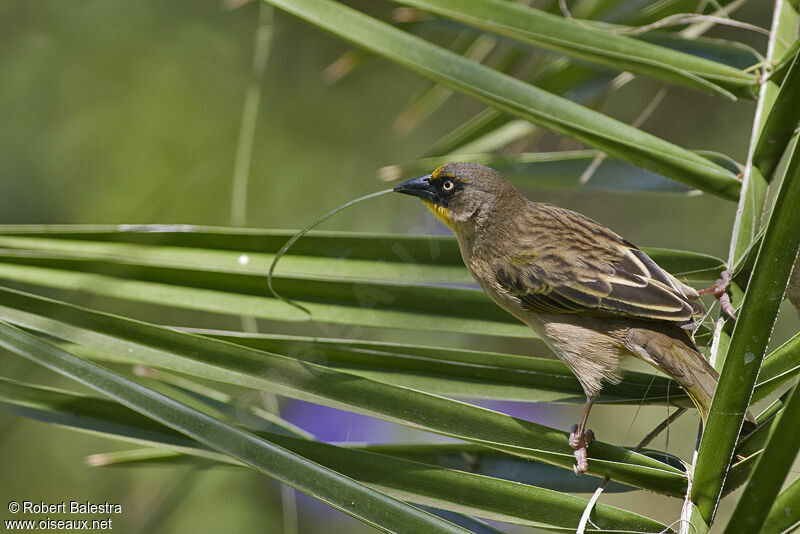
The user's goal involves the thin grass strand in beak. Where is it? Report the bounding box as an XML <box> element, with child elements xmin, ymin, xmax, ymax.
<box><xmin>267</xmin><ymin>188</ymin><xmax>395</xmax><ymax>315</ymax></box>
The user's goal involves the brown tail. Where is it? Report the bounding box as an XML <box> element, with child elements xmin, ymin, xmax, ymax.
<box><xmin>625</xmin><ymin>325</ymin><xmax>756</xmax><ymax>427</ymax></box>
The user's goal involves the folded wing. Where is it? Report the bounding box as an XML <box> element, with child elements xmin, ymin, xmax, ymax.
<box><xmin>494</xmin><ymin>204</ymin><xmax>703</xmax><ymax>325</ymax></box>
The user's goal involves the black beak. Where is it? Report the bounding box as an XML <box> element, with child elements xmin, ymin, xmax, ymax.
<box><xmin>393</xmin><ymin>174</ymin><xmax>436</xmax><ymax>202</ymax></box>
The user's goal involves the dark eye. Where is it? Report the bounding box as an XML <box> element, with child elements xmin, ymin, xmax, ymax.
<box><xmin>442</xmin><ymin>180</ymin><xmax>454</xmax><ymax>191</ymax></box>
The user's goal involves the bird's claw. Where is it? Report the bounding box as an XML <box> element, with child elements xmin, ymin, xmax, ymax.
<box><xmin>718</xmin><ymin>292</ymin><xmax>737</xmax><ymax>321</ymax></box>
<box><xmin>569</xmin><ymin>425</ymin><xmax>594</xmax><ymax>475</ymax></box>
<box><xmin>697</xmin><ymin>269</ymin><xmax>737</xmax><ymax>321</ymax></box>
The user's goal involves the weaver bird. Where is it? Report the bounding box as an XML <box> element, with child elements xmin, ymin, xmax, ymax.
<box><xmin>394</xmin><ymin>162</ymin><xmax>751</xmax><ymax>475</ymax></box>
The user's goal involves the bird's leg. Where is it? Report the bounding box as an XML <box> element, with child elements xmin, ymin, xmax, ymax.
<box><xmin>696</xmin><ymin>269</ymin><xmax>737</xmax><ymax>320</ymax></box>
<box><xmin>569</xmin><ymin>396</ymin><xmax>596</xmax><ymax>475</ymax></box>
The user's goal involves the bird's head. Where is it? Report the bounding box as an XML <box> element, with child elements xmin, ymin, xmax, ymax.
<box><xmin>393</xmin><ymin>162</ymin><xmax>513</xmax><ymax>230</ymax></box>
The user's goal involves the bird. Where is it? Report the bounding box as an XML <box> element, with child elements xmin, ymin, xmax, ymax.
<box><xmin>393</xmin><ymin>161</ymin><xmax>752</xmax><ymax>475</ymax></box>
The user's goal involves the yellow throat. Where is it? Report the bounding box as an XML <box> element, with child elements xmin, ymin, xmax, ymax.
<box><xmin>422</xmin><ymin>200</ymin><xmax>453</xmax><ymax>230</ymax></box>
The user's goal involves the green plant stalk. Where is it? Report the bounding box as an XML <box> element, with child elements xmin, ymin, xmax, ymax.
<box><xmin>723</xmin><ymin>382</ymin><xmax>800</xmax><ymax>532</ymax></box>
<box><xmin>691</xmin><ymin>96</ymin><xmax>800</xmax><ymax>523</ymax></box>
<box><xmin>259</xmin><ymin>0</ymin><xmax>741</xmax><ymax>199</ymax></box>
<box><xmin>685</xmin><ymin>2</ymin><xmax>800</xmax><ymax>529</ymax></box>
<box><xmin>0</xmin><ymin>322</ymin><xmax>470</xmax><ymax>534</ymax></box>
<box><xmin>230</xmin><ymin>5</ymin><xmax>273</xmax><ymax>227</ymax></box>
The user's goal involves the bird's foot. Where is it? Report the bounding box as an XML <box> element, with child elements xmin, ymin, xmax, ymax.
<box><xmin>697</xmin><ymin>269</ymin><xmax>737</xmax><ymax>321</ymax></box>
<box><xmin>569</xmin><ymin>425</ymin><xmax>594</xmax><ymax>475</ymax></box>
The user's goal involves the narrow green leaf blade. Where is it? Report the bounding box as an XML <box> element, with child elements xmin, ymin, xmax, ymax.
<box><xmin>0</xmin><ymin>225</ymin><xmax>465</xmax><ymax>265</ymax></box>
<box><xmin>0</xmin><ymin>259</ymin><xmax>529</xmax><ymax>337</ymax></box>
<box><xmin>727</xmin><ymin>0</ymin><xmax>799</xmax><ymax>264</ymax></box>
<box><xmin>382</xmin><ymin>150</ymin><xmax>742</xmax><ymax>195</ymax></box>
<box><xmin>0</xmin><ymin>286</ymin><xmax>687</xmax><ymax>495</ymax></box>
<box><xmin>725</xmin><ymin>390</ymin><xmax>796</xmax><ymax>496</ymax></box>
<box><xmin>0</xmin><ymin>376</ymin><xmax>633</xmax><ymax>497</ymax></box>
<box><xmin>0</xmin><ymin>379</ymin><xmax>668</xmax><ymax>532</ymax></box>
<box><xmin>260</xmin><ymin>0</ymin><xmax>741</xmax><ymax>199</ymax></box>
<box><xmin>751</xmin><ymin>332</ymin><xmax>800</xmax><ymax>404</ymax></box>
<box><xmin>0</xmin><ymin>225</ymin><xmax>726</xmax><ymax>280</ymax></box>
<box><xmin>421</xmin><ymin>60</ymin><xmax>607</xmax><ymax>157</ymax></box>
<box><xmin>0</xmin><ymin>324</ymin><xmax>470</xmax><ymax>534</ymax></box>
<box><xmin>396</xmin><ymin>0</ymin><xmax>756</xmax><ymax>98</ymax></box>
<box><xmin>637</xmin><ymin>34</ymin><xmax>762</xmax><ymax>72</ymax></box>
<box><xmin>189</xmin><ymin>330</ymin><xmax>687</xmax><ymax>405</ymax></box>
<box><xmin>738</xmin><ymin>393</ymin><xmax>788</xmax><ymax>455</ymax></box>
<box><xmin>761</xmin><ymin>476</ymin><xmax>800</xmax><ymax>534</ymax></box>
<box><xmin>0</xmin><ymin>230</ymin><xmax>728</xmax><ymax>337</ymax></box>
<box><xmin>753</xmin><ymin>50</ymin><xmax>800</xmax><ymax>180</ymax></box>
<box><xmin>415</xmin><ymin>507</ymin><xmax>508</xmax><ymax>534</ymax></box>
<box><xmin>390</xmin><ymin>150</ymin><xmax>697</xmax><ymax>194</ymax></box>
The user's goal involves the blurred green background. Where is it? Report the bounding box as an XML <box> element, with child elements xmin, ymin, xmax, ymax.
<box><xmin>0</xmin><ymin>1</ymin><xmax>796</xmax><ymax>533</ymax></box>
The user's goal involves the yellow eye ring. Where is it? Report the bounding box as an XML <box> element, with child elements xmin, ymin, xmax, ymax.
<box><xmin>443</xmin><ymin>180</ymin><xmax>454</xmax><ymax>191</ymax></box>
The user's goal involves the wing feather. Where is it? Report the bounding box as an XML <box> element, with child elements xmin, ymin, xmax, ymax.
<box><xmin>494</xmin><ymin>204</ymin><xmax>702</xmax><ymax>324</ymax></box>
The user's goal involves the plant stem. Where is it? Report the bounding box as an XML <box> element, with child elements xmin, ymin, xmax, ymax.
<box><xmin>230</xmin><ymin>5</ymin><xmax>274</xmax><ymax>227</ymax></box>
<box><xmin>684</xmin><ymin>0</ymin><xmax>800</xmax><ymax>528</ymax></box>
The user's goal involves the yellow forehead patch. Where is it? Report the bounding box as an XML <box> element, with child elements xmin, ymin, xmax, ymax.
<box><xmin>422</xmin><ymin>200</ymin><xmax>453</xmax><ymax>230</ymax></box>
<box><xmin>431</xmin><ymin>165</ymin><xmax>467</xmax><ymax>183</ymax></box>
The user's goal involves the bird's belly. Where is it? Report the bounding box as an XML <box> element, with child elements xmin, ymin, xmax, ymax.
<box><xmin>525</xmin><ymin>315</ymin><xmax>629</xmax><ymax>398</ymax></box>
<box><xmin>462</xmin><ymin>254</ymin><xmax>628</xmax><ymax>396</ymax></box>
